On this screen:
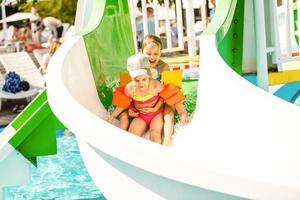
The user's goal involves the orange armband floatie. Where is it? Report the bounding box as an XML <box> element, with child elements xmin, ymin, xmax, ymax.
<box><xmin>112</xmin><ymin>86</ymin><xmax>132</xmax><ymax>108</ymax></box>
<box><xmin>159</xmin><ymin>84</ymin><xmax>185</xmax><ymax>106</ymax></box>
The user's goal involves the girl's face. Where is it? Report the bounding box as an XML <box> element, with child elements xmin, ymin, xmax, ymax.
<box><xmin>134</xmin><ymin>75</ymin><xmax>150</xmax><ymax>90</ymax></box>
<box><xmin>143</xmin><ymin>43</ymin><xmax>161</xmax><ymax>68</ymax></box>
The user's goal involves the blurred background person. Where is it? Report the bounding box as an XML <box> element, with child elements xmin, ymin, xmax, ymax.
<box><xmin>136</xmin><ymin>2</ymin><xmax>155</xmax><ymax>49</ymax></box>
<box><xmin>41</xmin><ymin>39</ymin><xmax>61</xmax><ymax>74</ymax></box>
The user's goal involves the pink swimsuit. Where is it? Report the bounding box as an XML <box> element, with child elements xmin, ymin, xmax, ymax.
<box><xmin>131</xmin><ymin>89</ymin><xmax>163</xmax><ymax>125</ymax></box>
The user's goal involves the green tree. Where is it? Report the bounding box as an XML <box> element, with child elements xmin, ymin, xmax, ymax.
<box><xmin>18</xmin><ymin>0</ymin><xmax>77</xmax><ymax>24</ymax></box>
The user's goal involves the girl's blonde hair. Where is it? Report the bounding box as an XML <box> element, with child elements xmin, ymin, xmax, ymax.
<box><xmin>141</xmin><ymin>34</ymin><xmax>163</xmax><ymax>51</ymax></box>
<box><xmin>49</xmin><ymin>41</ymin><xmax>61</xmax><ymax>56</ymax></box>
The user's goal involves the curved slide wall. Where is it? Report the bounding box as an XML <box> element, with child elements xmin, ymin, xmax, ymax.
<box><xmin>47</xmin><ymin>0</ymin><xmax>300</xmax><ymax>199</ymax></box>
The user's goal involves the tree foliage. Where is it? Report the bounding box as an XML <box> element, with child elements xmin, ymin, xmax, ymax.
<box><xmin>17</xmin><ymin>0</ymin><xmax>77</xmax><ymax>24</ymax></box>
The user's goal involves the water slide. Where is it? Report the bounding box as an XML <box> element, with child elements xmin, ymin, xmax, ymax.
<box><xmin>0</xmin><ymin>90</ymin><xmax>64</xmax><ymax>197</ymax></box>
<box><xmin>1</xmin><ymin>0</ymin><xmax>300</xmax><ymax>199</ymax></box>
<box><xmin>46</xmin><ymin>0</ymin><xmax>300</xmax><ymax>199</ymax></box>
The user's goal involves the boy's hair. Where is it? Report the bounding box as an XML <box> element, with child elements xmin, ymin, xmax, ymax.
<box><xmin>141</xmin><ymin>34</ymin><xmax>163</xmax><ymax>51</ymax></box>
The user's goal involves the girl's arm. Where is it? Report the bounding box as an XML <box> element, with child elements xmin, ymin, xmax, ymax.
<box><xmin>108</xmin><ymin>82</ymin><xmax>134</xmax><ymax>123</ymax></box>
<box><xmin>125</xmin><ymin>81</ymin><xmax>134</xmax><ymax>97</ymax></box>
<box><xmin>107</xmin><ymin>107</ymin><xmax>125</xmax><ymax>123</ymax></box>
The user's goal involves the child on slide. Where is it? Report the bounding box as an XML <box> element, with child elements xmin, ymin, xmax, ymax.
<box><xmin>141</xmin><ymin>35</ymin><xmax>188</xmax><ymax>146</ymax></box>
<box><xmin>108</xmin><ymin>53</ymin><xmax>188</xmax><ymax>144</ymax></box>
<box><xmin>109</xmin><ymin>53</ymin><xmax>164</xmax><ymax>143</ymax></box>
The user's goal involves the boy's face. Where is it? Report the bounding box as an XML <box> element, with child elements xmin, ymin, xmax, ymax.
<box><xmin>143</xmin><ymin>43</ymin><xmax>161</xmax><ymax>68</ymax></box>
<box><xmin>134</xmin><ymin>75</ymin><xmax>150</xmax><ymax>90</ymax></box>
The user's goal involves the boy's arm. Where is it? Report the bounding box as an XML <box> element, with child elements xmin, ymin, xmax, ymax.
<box><xmin>159</xmin><ymin>60</ymin><xmax>170</xmax><ymax>72</ymax></box>
<box><xmin>174</xmin><ymin>102</ymin><xmax>188</xmax><ymax>125</ymax></box>
<box><xmin>174</xmin><ymin>102</ymin><xmax>185</xmax><ymax>115</ymax></box>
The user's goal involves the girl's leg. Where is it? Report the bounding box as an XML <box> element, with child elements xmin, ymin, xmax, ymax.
<box><xmin>149</xmin><ymin>113</ymin><xmax>164</xmax><ymax>144</ymax></box>
<box><xmin>128</xmin><ymin>118</ymin><xmax>147</xmax><ymax>137</ymax></box>
<box><xmin>119</xmin><ymin>111</ymin><xmax>130</xmax><ymax>130</ymax></box>
<box><xmin>163</xmin><ymin>105</ymin><xmax>174</xmax><ymax>146</ymax></box>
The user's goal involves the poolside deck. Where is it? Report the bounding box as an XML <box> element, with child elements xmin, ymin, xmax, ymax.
<box><xmin>0</xmin><ymin>50</ymin><xmax>40</xmax><ymax>127</ymax></box>
<box><xmin>0</xmin><ymin>99</ymin><xmax>28</xmax><ymax>126</ymax></box>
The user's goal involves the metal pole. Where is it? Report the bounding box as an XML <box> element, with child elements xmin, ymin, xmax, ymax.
<box><xmin>269</xmin><ymin>0</ymin><xmax>282</xmax><ymax>71</ymax></box>
<box><xmin>128</xmin><ymin>0</ymin><xmax>138</xmax><ymax>52</ymax></box>
<box><xmin>74</xmin><ymin>0</ymin><xmax>86</xmax><ymax>33</ymax></box>
<box><xmin>185</xmin><ymin>0</ymin><xmax>196</xmax><ymax>56</ymax></box>
<box><xmin>175</xmin><ymin>0</ymin><xmax>184</xmax><ymax>49</ymax></box>
<box><xmin>285</xmin><ymin>0</ymin><xmax>292</xmax><ymax>58</ymax></box>
<box><xmin>1</xmin><ymin>2</ymin><xmax>7</xmax><ymax>46</ymax></box>
<box><xmin>253</xmin><ymin>0</ymin><xmax>269</xmax><ymax>91</ymax></box>
<box><xmin>164</xmin><ymin>0</ymin><xmax>172</xmax><ymax>49</ymax></box>
<box><xmin>200</xmin><ymin>0</ymin><xmax>207</xmax><ymax>27</ymax></box>
<box><xmin>297</xmin><ymin>0</ymin><xmax>300</xmax><ymax>55</ymax></box>
<box><xmin>153</xmin><ymin>0</ymin><xmax>159</xmax><ymax>36</ymax></box>
<box><xmin>141</xmin><ymin>0</ymin><xmax>148</xmax><ymax>35</ymax></box>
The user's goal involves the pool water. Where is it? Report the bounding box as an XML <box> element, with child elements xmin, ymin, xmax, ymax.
<box><xmin>3</xmin><ymin>133</ymin><xmax>106</xmax><ymax>200</ymax></box>
<box><xmin>1</xmin><ymin>84</ymin><xmax>299</xmax><ymax>199</ymax></box>
<box><xmin>294</xmin><ymin>95</ymin><xmax>300</xmax><ymax>106</ymax></box>
<box><xmin>1</xmin><ymin>80</ymin><xmax>199</xmax><ymax>200</ymax></box>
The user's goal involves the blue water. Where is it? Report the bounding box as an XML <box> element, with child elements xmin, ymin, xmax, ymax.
<box><xmin>294</xmin><ymin>95</ymin><xmax>300</xmax><ymax>106</ymax></box>
<box><xmin>2</xmin><ymin>89</ymin><xmax>300</xmax><ymax>199</ymax></box>
<box><xmin>3</xmin><ymin>133</ymin><xmax>106</xmax><ymax>200</ymax></box>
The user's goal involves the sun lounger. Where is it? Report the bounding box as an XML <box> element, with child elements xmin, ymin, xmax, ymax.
<box><xmin>0</xmin><ymin>52</ymin><xmax>45</xmax><ymax>89</ymax></box>
<box><xmin>33</xmin><ymin>48</ymin><xmax>49</xmax><ymax>68</ymax></box>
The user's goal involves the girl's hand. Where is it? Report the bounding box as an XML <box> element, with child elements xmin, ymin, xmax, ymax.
<box><xmin>107</xmin><ymin>114</ymin><xmax>114</xmax><ymax>123</ymax></box>
<box><xmin>128</xmin><ymin>109</ymin><xmax>139</xmax><ymax>117</ymax></box>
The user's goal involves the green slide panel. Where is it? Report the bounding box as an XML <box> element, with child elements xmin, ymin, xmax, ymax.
<box><xmin>206</xmin><ymin>0</ymin><xmax>244</xmax><ymax>74</ymax></box>
<box><xmin>8</xmin><ymin>90</ymin><xmax>65</xmax><ymax>166</ymax></box>
<box><xmin>83</xmin><ymin>0</ymin><xmax>135</xmax><ymax>109</ymax></box>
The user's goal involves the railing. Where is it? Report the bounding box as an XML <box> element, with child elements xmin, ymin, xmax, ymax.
<box><xmin>128</xmin><ymin>0</ymin><xmax>211</xmax><ymax>56</ymax></box>
<box><xmin>270</xmin><ymin>0</ymin><xmax>300</xmax><ymax>71</ymax></box>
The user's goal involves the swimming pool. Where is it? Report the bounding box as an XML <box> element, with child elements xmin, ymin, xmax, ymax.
<box><xmin>2</xmin><ymin>133</ymin><xmax>106</xmax><ymax>200</ymax></box>
<box><xmin>2</xmin><ymin>87</ymin><xmax>299</xmax><ymax>199</ymax></box>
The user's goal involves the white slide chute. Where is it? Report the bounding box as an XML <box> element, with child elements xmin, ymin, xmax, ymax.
<box><xmin>46</xmin><ymin>0</ymin><xmax>300</xmax><ymax>199</ymax></box>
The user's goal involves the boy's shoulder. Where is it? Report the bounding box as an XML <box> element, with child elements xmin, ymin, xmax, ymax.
<box><xmin>158</xmin><ymin>59</ymin><xmax>170</xmax><ymax>72</ymax></box>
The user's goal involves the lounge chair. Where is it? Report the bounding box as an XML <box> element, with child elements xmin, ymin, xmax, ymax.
<box><xmin>33</xmin><ymin>48</ymin><xmax>49</xmax><ymax>68</ymax></box>
<box><xmin>0</xmin><ymin>52</ymin><xmax>45</xmax><ymax>89</ymax></box>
